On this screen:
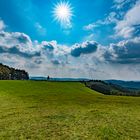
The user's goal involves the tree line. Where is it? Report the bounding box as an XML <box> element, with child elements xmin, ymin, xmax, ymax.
<box><xmin>0</xmin><ymin>63</ymin><xmax>29</xmax><ymax>80</ymax></box>
<box><xmin>85</xmin><ymin>80</ymin><xmax>140</xmax><ymax>96</ymax></box>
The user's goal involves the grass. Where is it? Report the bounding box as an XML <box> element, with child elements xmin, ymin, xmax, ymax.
<box><xmin>0</xmin><ymin>80</ymin><xmax>140</xmax><ymax>140</ymax></box>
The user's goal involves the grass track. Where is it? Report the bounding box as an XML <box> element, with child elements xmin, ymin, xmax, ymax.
<box><xmin>0</xmin><ymin>81</ymin><xmax>140</xmax><ymax>140</ymax></box>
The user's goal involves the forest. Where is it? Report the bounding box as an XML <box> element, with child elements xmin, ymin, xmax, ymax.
<box><xmin>0</xmin><ymin>63</ymin><xmax>29</xmax><ymax>80</ymax></box>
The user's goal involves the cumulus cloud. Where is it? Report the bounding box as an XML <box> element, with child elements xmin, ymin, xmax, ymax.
<box><xmin>0</xmin><ymin>31</ymin><xmax>40</xmax><ymax>57</ymax></box>
<box><xmin>0</xmin><ymin>28</ymin><xmax>71</xmax><ymax>69</ymax></box>
<box><xmin>104</xmin><ymin>37</ymin><xmax>140</xmax><ymax>64</ymax></box>
<box><xmin>0</xmin><ymin>19</ymin><xmax>140</xmax><ymax>80</ymax></box>
<box><xmin>71</xmin><ymin>41</ymin><xmax>98</xmax><ymax>57</ymax></box>
<box><xmin>0</xmin><ymin>27</ymin><xmax>140</xmax><ymax>79</ymax></box>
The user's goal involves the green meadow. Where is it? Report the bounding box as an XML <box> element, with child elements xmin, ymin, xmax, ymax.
<box><xmin>0</xmin><ymin>81</ymin><xmax>140</xmax><ymax>140</ymax></box>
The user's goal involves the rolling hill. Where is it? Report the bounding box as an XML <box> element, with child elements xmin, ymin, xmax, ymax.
<box><xmin>106</xmin><ymin>80</ymin><xmax>140</xmax><ymax>89</ymax></box>
<box><xmin>0</xmin><ymin>81</ymin><xmax>140</xmax><ymax>139</ymax></box>
<box><xmin>85</xmin><ymin>80</ymin><xmax>140</xmax><ymax>96</ymax></box>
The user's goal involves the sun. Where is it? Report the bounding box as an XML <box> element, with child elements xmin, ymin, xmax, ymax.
<box><xmin>52</xmin><ymin>1</ymin><xmax>74</xmax><ymax>27</ymax></box>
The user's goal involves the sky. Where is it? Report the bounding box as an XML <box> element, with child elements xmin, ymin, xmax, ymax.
<box><xmin>0</xmin><ymin>0</ymin><xmax>140</xmax><ymax>80</ymax></box>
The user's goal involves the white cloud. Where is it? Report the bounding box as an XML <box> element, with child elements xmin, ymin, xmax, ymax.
<box><xmin>0</xmin><ymin>28</ymin><xmax>140</xmax><ymax>80</ymax></box>
<box><xmin>83</xmin><ymin>34</ymin><xmax>94</xmax><ymax>41</ymax></box>
<box><xmin>113</xmin><ymin>0</ymin><xmax>128</xmax><ymax>9</ymax></box>
<box><xmin>104</xmin><ymin>37</ymin><xmax>140</xmax><ymax>64</ymax></box>
<box><xmin>83</xmin><ymin>24</ymin><xmax>98</xmax><ymax>31</ymax></box>
<box><xmin>0</xmin><ymin>19</ymin><xmax>140</xmax><ymax>80</ymax></box>
<box><xmin>115</xmin><ymin>0</ymin><xmax>140</xmax><ymax>38</ymax></box>
<box><xmin>71</xmin><ymin>41</ymin><xmax>98</xmax><ymax>57</ymax></box>
<box><xmin>113</xmin><ymin>0</ymin><xmax>137</xmax><ymax>10</ymax></box>
<box><xmin>0</xmin><ymin>20</ymin><xmax>6</xmax><ymax>30</ymax></box>
<box><xmin>83</xmin><ymin>12</ymin><xmax>118</xmax><ymax>32</ymax></box>
<box><xmin>35</xmin><ymin>22</ymin><xmax>47</xmax><ymax>36</ymax></box>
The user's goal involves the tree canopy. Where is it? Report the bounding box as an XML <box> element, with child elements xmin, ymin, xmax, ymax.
<box><xmin>0</xmin><ymin>63</ymin><xmax>29</xmax><ymax>80</ymax></box>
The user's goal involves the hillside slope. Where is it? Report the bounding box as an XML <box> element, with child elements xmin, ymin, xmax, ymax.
<box><xmin>85</xmin><ymin>80</ymin><xmax>140</xmax><ymax>96</ymax></box>
<box><xmin>0</xmin><ymin>81</ymin><xmax>140</xmax><ymax>139</ymax></box>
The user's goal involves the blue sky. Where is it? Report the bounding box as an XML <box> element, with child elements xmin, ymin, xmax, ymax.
<box><xmin>0</xmin><ymin>0</ymin><xmax>115</xmax><ymax>45</ymax></box>
<box><xmin>0</xmin><ymin>0</ymin><xmax>140</xmax><ymax>80</ymax></box>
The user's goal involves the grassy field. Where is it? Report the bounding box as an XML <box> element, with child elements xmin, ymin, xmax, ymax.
<box><xmin>0</xmin><ymin>81</ymin><xmax>140</xmax><ymax>140</ymax></box>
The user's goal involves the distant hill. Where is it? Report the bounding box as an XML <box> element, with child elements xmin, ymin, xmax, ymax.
<box><xmin>30</xmin><ymin>77</ymin><xmax>89</xmax><ymax>81</ymax></box>
<box><xmin>85</xmin><ymin>80</ymin><xmax>140</xmax><ymax>96</ymax></box>
<box><xmin>106</xmin><ymin>80</ymin><xmax>140</xmax><ymax>90</ymax></box>
<box><xmin>30</xmin><ymin>77</ymin><xmax>140</xmax><ymax>90</ymax></box>
<box><xmin>0</xmin><ymin>63</ymin><xmax>29</xmax><ymax>80</ymax></box>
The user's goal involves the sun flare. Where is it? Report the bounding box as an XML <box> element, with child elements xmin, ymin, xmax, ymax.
<box><xmin>52</xmin><ymin>1</ymin><xmax>74</xmax><ymax>26</ymax></box>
